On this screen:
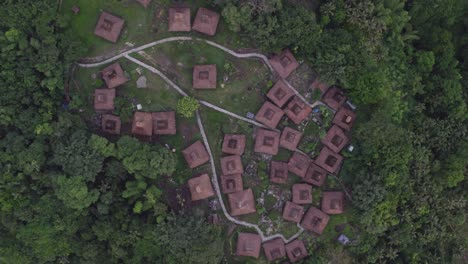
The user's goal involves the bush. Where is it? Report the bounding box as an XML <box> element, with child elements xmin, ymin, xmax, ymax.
<box><xmin>176</xmin><ymin>97</ymin><xmax>200</xmax><ymax>118</ymax></box>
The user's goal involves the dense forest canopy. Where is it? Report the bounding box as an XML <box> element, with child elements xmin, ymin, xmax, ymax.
<box><xmin>0</xmin><ymin>0</ymin><xmax>466</xmax><ymax>263</ymax></box>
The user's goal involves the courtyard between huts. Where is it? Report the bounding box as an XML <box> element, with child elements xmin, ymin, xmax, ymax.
<box><xmin>68</xmin><ymin>1</ymin><xmax>359</xmax><ymax>263</ymax></box>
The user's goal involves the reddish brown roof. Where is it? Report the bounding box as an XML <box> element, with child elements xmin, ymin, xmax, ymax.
<box><xmin>222</xmin><ymin>134</ymin><xmax>246</xmax><ymax>155</ymax></box>
<box><xmin>228</xmin><ymin>189</ymin><xmax>256</xmax><ymax>216</ymax></box>
<box><xmin>220</xmin><ymin>174</ymin><xmax>243</xmax><ymax>194</ymax></box>
<box><xmin>288</xmin><ymin>152</ymin><xmax>311</xmax><ymax>178</ymax></box>
<box><xmin>270</xmin><ymin>161</ymin><xmax>289</xmax><ymax>184</ymax></box>
<box><xmin>322</xmin><ymin>86</ymin><xmax>346</xmax><ymax>111</ymax></box>
<box><xmin>192</xmin><ymin>8</ymin><xmax>220</xmax><ymax>36</ymax></box>
<box><xmin>182</xmin><ymin>141</ymin><xmax>210</xmax><ymax>169</ymax></box>
<box><xmin>94</xmin><ymin>88</ymin><xmax>115</xmax><ymax>111</ymax></box>
<box><xmin>131</xmin><ymin>112</ymin><xmax>153</xmax><ymax>136</ymax></box>
<box><xmin>236</xmin><ymin>233</ymin><xmax>262</xmax><ymax>258</ymax></box>
<box><xmin>152</xmin><ymin>111</ymin><xmax>176</xmax><ymax>135</ymax></box>
<box><xmin>282</xmin><ymin>201</ymin><xmax>304</xmax><ymax>223</ymax></box>
<box><xmin>321</xmin><ymin>125</ymin><xmax>349</xmax><ymax>153</ymax></box>
<box><xmin>188</xmin><ymin>173</ymin><xmax>215</xmax><ymax>201</ymax></box>
<box><xmin>254</xmin><ymin>128</ymin><xmax>280</xmax><ymax>155</ymax></box>
<box><xmin>285</xmin><ymin>240</ymin><xmax>308</xmax><ymax>263</ymax></box>
<box><xmin>168</xmin><ymin>7</ymin><xmax>191</xmax><ymax>32</ymax></box>
<box><xmin>285</xmin><ymin>96</ymin><xmax>312</xmax><ymax>124</ymax></box>
<box><xmin>292</xmin><ymin>183</ymin><xmax>312</xmax><ymax>204</ymax></box>
<box><xmin>266</xmin><ymin>79</ymin><xmax>295</xmax><ymax>107</ymax></box>
<box><xmin>220</xmin><ymin>155</ymin><xmax>244</xmax><ymax>176</ymax></box>
<box><xmin>280</xmin><ymin>127</ymin><xmax>303</xmax><ymax>151</ymax></box>
<box><xmin>332</xmin><ymin>106</ymin><xmax>356</xmax><ymax>131</ymax></box>
<box><xmin>315</xmin><ymin>147</ymin><xmax>343</xmax><ymax>174</ymax></box>
<box><xmin>310</xmin><ymin>78</ymin><xmax>330</xmax><ymax>95</ymax></box>
<box><xmin>101</xmin><ymin>114</ymin><xmax>121</xmax><ymax>134</ymax></box>
<box><xmin>72</xmin><ymin>6</ymin><xmax>80</xmax><ymax>14</ymax></box>
<box><xmin>193</xmin><ymin>64</ymin><xmax>217</xmax><ymax>89</ymax></box>
<box><xmin>321</xmin><ymin>191</ymin><xmax>345</xmax><ymax>214</ymax></box>
<box><xmin>255</xmin><ymin>102</ymin><xmax>284</xmax><ymax>129</ymax></box>
<box><xmin>301</xmin><ymin>207</ymin><xmax>330</xmax><ymax>235</ymax></box>
<box><xmin>262</xmin><ymin>238</ymin><xmax>286</xmax><ymax>262</ymax></box>
<box><xmin>304</xmin><ymin>162</ymin><xmax>328</xmax><ymax>187</ymax></box>
<box><xmin>94</xmin><ymin>12</ymin><xmax>125</xmax><ymax>43</ymax></box>
<box><xmin>136</xmin><ymin>0</ymin><xmax>151</xmax><ymax>8</ymax></box>
<box><xmin>101</xmin><ymin>62</ymin><xmax>128</xmax><ymax>89</ymax></box>
<box><xmin>269</xmin><ymin>49</ymin><xmax>299</xmax><ymax>79</ymax></box>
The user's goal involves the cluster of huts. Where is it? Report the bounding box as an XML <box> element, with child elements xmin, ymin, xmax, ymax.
<box><xmin>92</xmin><ymin>4</ymin><xmax>223</xmax><ymax>133</ymax></box>
<box><xmin>87</xmin><ymin>2</ymin><xmax>357</xmax><ymax>262</ymax></box>
<box><xmin>185</xmin><ymin>45</ymin><xmax>356</xmax><ymax>261</ymax></box>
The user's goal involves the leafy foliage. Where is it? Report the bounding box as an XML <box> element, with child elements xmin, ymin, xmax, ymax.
<box><xmin>176</xmin><ymin>96</ymin><xmax>200</xmax><ymax>118</ymax></box>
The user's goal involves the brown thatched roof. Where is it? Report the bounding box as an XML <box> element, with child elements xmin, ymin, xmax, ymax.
<box><xmin>220</xmin><ymin>174</ymin><xmax>243</xmax><ymax>194</ymax></box>
<box><xmin>101</xmin><ymin>62</ymin><xmax>128</xmax><ymax>89</ymax></box>
<box><xmin>254</xmin><ymin>128</ymin><xmax>280</xmax><ymax>155</ymax></box>
<box><xmin>131</xmin><ymin>112</ymin><xmax>153</xmax><ymax>136</ymax></box>
<box><xmin>236</xmin><ymin>233</ymin><xmax>262</xmax><ymax>258</ymax></box>
<box><xmin>255</xmin><ymin>101</ymin><xmax>284</xmax><ymax>129</ymax></box>
<box><xmin>182</xmin><ymin>140</ymin><xmax>210</xmax><ymax>169</ymax></box>
<box><xmin>101</xmin><ymin>114</ymin><xmax>121</xmax><ymax>135</ymax></box>
<box><xmin>269</xmin><ymin>49</ymin><xmax>299</xmax><ymax>79</ymax></box>
<box><xmin>280</xmin><ymin>127</ymin><xmax>303</xmax><ymax>151</ymax></box>
<box><xmin>282</xmin><ymin>201</ymin><xmax>304</xmax><ymax>223</ymax></box>
<box><xmin>332</xmin><ymin>106</ymin><xmax>356</xmax><ymax>131</ymax></box>
<box><xmin>266</xmin><ymin>79</ymin><xmax>295</xmax><ymax>107</ymax></box>
<box><xmin>94</xmin><ymin>12</ymin><xmax>125</xmax><ymax>43</ymax></box>
<box><xmin>94</xmin><ymin>88</ymin><xmax>115</xmax><ymax>111</ymax></box>
<box><xmin>192</xmin><ymin>8</ymin><xmax>220</xmax><ymax>36</ymax></box>
<box><xmin>193</xmin><ymin>64</ymin><xmax>217</xmax><ymax>89</ymax></box>
<box><xmin>270</xmin><ymin>161</ymin><xmax>289</xmax><ymax>184</ymax></box>
<box><xmin>301</xmin><ymin>207</ymin><xmax>330</xmax><ymax>235</ymax></box>
<box><xmin>288</xmin><ymin>152</ymin><xmax>311</xmax><ymax>178</ymax></box>
<box><xmin>321</xmin><ymin>191</ymin><xmax>345</xmax><ymax>215</ymax></box>
<box><xmin>188</xmin><ymin>173</ymin><xmax>215</xmax><ymax>201</ymax></box>
<box><xmin>304</xmin><ymin>162</ymin><xmax>328</xmax><ymax>187</ymax></box>
<box><xmin>285</xmin><ymin>240</ymin><xmax>308</xmax><ymax>263</ymax></box>
<box><xmin>315</xmin><ymin>146</ymin><xmax>343</xmax><ymax>174</ymax></box>
<box><xmin>262</xmin><ymin>238</ymin><xmax>286</xmax><ymax>262</ymax></box>
<box><xmin>284</xmin><ymin>96</ymin><xmax>312</xmax><ymax>125</ymax></box>
<box><xmin>168</xmin><ymin>7</ymin><xmax>191</xmax><ymax>32</ymax></box>
<box><xmin>222</xmin><ymin>134</ymin><xmax>246</xmax><ymax>155</ymax></box>
<box><xmin>292</xmin><ymin>183</ymin><xmax>312</xmax><ymax>204</ymax></box>
<box><xmin>228</xmin><ymin>189</ymin><xmax>256</xmax><ymax>216</ymax></box>
<box><xmin>152</xmin><ymin>111</ymin><xmax>176</xmax><ymax>135</ymax></box>
<box><xmin>321</xmin><ymin>125</ymin><xmax>349</xmax><ymax>153</ymax></box>
<box><xmin>322</xmin><ymin>86</ymin><xmax>346</xmax><ymax>111</ymax></box>
<box><xmin>220</xmin><ymin>155</ymin><xmax>244</xmax><ymax>176</ymax></box>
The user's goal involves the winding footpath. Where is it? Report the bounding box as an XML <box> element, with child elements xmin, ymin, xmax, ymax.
<box><xmin>77</xmin><ymin>36</ymin><xmax>317</xmax><ymax>242</ymax></box>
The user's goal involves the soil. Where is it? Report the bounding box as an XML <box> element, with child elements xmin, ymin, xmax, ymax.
<box><xmin>179</xmin><ymin>121</ymin><xmax>199</xmax><ymax>145</ymax></box>
<box><xmin>157</xmin><ymin>176</ymin><xmax>193</xmax><ymax>212</ymax></box>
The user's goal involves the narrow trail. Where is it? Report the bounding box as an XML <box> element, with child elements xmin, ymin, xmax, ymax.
<box><xmin>196</xmin><ymin>110</ymin><xmax>304</xmax><ymax>243</ymax></box>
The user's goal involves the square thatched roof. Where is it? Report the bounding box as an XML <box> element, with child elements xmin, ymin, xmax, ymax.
<box><xmin>182</xmin><ymin>140</ymin><xmax>210</xmax><ymax>169</ymax></box>
<box><xmin>270</xmin><ymin>161</ymin><xmax>289</xmax><ymax>184</ymax></box>
<box><xmin>321</xmin><ymin>191</ymin><xmax>345</xmax><ymax>215</ymax></box>
<box><xmin>284</xmin><ymin>96</ymin><xmax>312</xmax><ymax>125</ymax></box>
<box><xmin>94</xmin><ymin>88</ymin><xmax>115</xmax><ymax>111</ymax></box>
<box><xmin>168</xmin><ymin>7</ymin><xmax>191</xmax><ymax>32</ymax></box>
<box><xmin>321</xmin><ymin>125</ymin><xmax>349</xmax><ymax>153</ymax></box>
<box><xmin>193</xmin><ymin>64</ymin><xmax>217</xmax><ymax>89</ymax></box>
<box><xmin>254</xmin><ymin>128</ymin><xmax>280</xmax><ymax>155</ymax></box>
<box><xmin>288</xmin><ymin>152</ymin><xmax>311</xmax><ymax>178</ymax></box>
<box><xmin>236</xmin><ymin>233</ymin><xmax>262</xmax><ymax>258</ymax></box>
<box><xmin>101</xmin><ymin>114</ymin><xmax>121</xmax><ymax>135</ymax></box>
<box><xmin>222</xmin><ymin>134</ymin><xmax>246</xmax><ymax>155</ymax></box>
<box><xmin>269</xmin><ymin>49</ymin><xmax>299</xmax><ymax>79</ymax></box>
<box><xmin>292</xmin><ymin>183</ymin><xmax>312</xmax><ymax>204</ymax></box>
<box><xmin>315</xmin><ymin>146</ymin><xmax>343</xmax><ymax>174</ymax></box>
<box><xmin>94</xmin><ymin>12</ymin><xmax>125</xmax><ymax>43</ymax></box>
<box><xmin>228</xmin><ymin>189</ymin><xmax>256</xmax><ymax>216</ymax></box>
<box><xmin>131</xmin><ymin>111</ymin><xmax>153</xmax><ymax>136</ymax></box>
<box><xmin>255</xmin><ymin>101</ymin><xmax>284</xmax><ymax>129</ymax></box>
<box><xmin>192</xmin><ymin>8</ymin><xmax>220</xmax><ymax>36</ymax></box>
<box><xmin>266</xmin><ymin>79</ymin><xmax>295</xmax><ymax>107</ymax></box>
<box><xmin>188</xmin><ymin>173</ymin><xmax>215</xmax><ymax>201</ymax></box>
<box><xmin>280</xmin><ymin>127</ymin><xmax>303</xmax><ymax>151</ymax></box>
<box><xmin>152</xmin><ymin>111</ymin><xmax>176</xmax><ymax>135</ymax></box>
<box><xmin>301</xmin><ymin>207</ymin><xmax>329</xmax><ymax>235</ymax></box>
<box><xmin>220</xmin><ymin>155</ymin><xmax>244</xmax><ymax>175</ymax></box>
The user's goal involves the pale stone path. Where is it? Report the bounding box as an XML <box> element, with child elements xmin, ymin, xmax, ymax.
<box><xmin>76</xmin><ymin>36</ymin><xmax>316</xmax><ymax>242</ymax></box>
<box><xmin>196</xmin><ymin>110</ymin><xmax>304</xmax><ymax>243</ymax></box>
